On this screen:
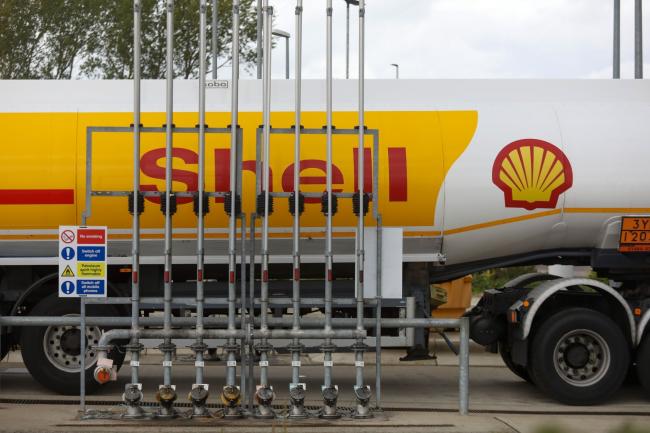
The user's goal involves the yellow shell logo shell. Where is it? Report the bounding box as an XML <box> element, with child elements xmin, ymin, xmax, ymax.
<box><xmin>492</xmin><ymin>139</ymin><xmax>573</xmax><ymax>210</ymax></box>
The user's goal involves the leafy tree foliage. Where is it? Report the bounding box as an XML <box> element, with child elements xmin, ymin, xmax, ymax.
<box><xmin>0</xmin><ymin>0</ymin><xmax>259</xmax><ymax>79</ymax></box>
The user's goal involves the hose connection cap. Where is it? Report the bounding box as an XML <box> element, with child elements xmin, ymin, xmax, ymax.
<box><xmin>188</xmin><ymin>385</ymin><xmax>209</xmax><ymax>405</ymax></box>
<box><xmin>123</xmin><ymin>383</ymin><xmax>143</xmax><ymax>404</ymax></box>
<box><xmin>321</xmin><ymin>385</ymin><xmax>339</xmax><ymax>406</ymax></box>
<box><xmin>354</xmin><ymin>385</ymin><xmax>372</xmax><ymax>405</ymax></box>
<box><xmin>255</xmin><ymin>385</ymin><xmax>275</xmax><ymax>406</ymax></box>
<box><xmin>156</xmin><ymin>385</ymin><xmax>177</xmax><ymax>405</ymax></box>
<box><xmin>220</xmin><ymin>385</ymin><xmax>241</xmax><ymax>407</ymax></box>
<box><xmin>289</xmin><ymin>384</ymin><xmax>306</xmax><ymax>405</ymax></box>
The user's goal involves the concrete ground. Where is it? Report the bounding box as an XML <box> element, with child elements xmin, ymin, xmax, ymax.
<box><xmin>0</xmin><ymin>334</ymin><xmax>649</xmax><ymax>433</ymax></box>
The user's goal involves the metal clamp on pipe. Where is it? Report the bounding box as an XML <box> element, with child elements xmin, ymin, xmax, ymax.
<box><xmin>122</xmin><ymin>383</ymin><xmax>146</xmax><ymax>419</ymax></box>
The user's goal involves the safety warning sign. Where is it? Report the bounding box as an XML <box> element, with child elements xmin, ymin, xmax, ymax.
<box><xmin>59</xmin><ymin>226</ymin><xmax>107</xmax><ymax>298</ymax></box>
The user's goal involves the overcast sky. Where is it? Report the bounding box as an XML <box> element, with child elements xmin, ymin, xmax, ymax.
<box><xmin>228</xmin><ymin>0</ymin><xmax>649</xmax><ymax>80</ymax></box>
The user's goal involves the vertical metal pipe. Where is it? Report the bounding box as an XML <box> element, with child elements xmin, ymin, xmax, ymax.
<box><xmin>285</xmin><ymin>36</ymin><xmax>290</xmax><ymax>80</ymax></box>
<box><xmin>375</xmin><ymin>214</ymin><xmax>382</xmax><ymax>408</ymax></box>
<box><xmin>226</xmin><ymin>0</ymin><xmax>240</xmax><ymax>388</ymax></box>
<box><xmin>195</xmin><ymin>0</ymin><xmax>207</xmax><ymax>387</ymax></box>
<box><xmin>614</xmin><ymin>0</ymin><xmax>621</xmax><ymax>79</ymax></box>
<box><xmin>355</xmin><ymin>0</ymin><xmax>366</xmax><ymax>394</ymax></box>
<box><xmin>256</xmin><ymin>0</ymin><xmax>263</xmax><ymax>79</ymax></box>
<box><xmin>248</xmin><ymin>214</ymin><xmax>256</xmax><ymax>411</ymax></box>
<box><xmin>291</xmin><ymin>0</ymin><xmax>303</xmax><ymax>389</ymax></box>
<box><xmin>212</xmin><ymin>0</ymin><xmax>218</xmax><ymax>79</ymax></box>
<box><xmin>259</xmin><ymin>0</ymin><xmax>273</xmax><ymax>389</ymax></box>
<box><xmin>324</xmin><ymin>0</ymin><xmax>334</xmax><ymax>389</ymax></box>
<box><xmin>239</xmin><ymin>213</ymin><xmax>247</xmax><ymax>397</ymax></box>
<box><xmin>346</xmin><ymin>1</ymin><xmax>350</xmax><ymax>79</ymax></box>
<box><xmin>459</xmin><ymin>316</ymin><xmax>470</xmax><ymax>415</ymax></box>
<box><xmin>636</xmin><ymin>0</ymin><xmax>644</xmax><ymax>79</ymax></box>
<box><xmin>79</xmin><ymin>297</ymin><xmax>86</xmax><ymax>413</ymax></box>
<box><xmin>131</xmin><ymin>0</ymin><xmax>142</xmax><ymax>388</ymax></box>
<box><xmin>162</xmin><ymin>0</ymin><xmax>175</xmax><ymax>388</ymax></box>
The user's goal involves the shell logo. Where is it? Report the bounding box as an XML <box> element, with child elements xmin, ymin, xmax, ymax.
<box><xmin>492</xmin><ymin>138</ymin><xmax>573</xmax><ymax>211</ymax></box>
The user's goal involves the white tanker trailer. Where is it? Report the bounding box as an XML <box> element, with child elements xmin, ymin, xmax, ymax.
<box><xmin>1</xmin><ymin>79</ymin><xmax>650</xmax><ymax>406</ymax></box>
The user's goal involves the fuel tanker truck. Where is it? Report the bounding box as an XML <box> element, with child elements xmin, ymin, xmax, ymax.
<box><xmin>1</xmin><ymin>79</ymin><xmax>650</xmax><ymax>406</ymax></box>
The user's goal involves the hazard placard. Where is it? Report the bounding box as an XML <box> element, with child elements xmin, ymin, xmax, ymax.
<box><xmin>59</xmin><ymin>226</ymin><xmax>107</xmax><ymax>298</ymax></box>
<box><xmin>61</xmin><ymin>265</ymin><xmax>75</xmax><ymax>278</ymax></box>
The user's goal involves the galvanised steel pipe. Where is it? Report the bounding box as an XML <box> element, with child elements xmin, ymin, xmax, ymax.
<box><xmin>129</xmin><ymin>0</ymin><xmax>144</xmax><ymax>403</ymax></box>
<box><xmin>191</xmin><ymin>1</ymin><xmax>209</xmax><ymax>417</ymax></box>
<box><xmin>161</xmin><ymin>0</ymin><xmax>176</xmax><ymax>397</ymax></box>
<box><xmin>225</xmin><ymin>0</ymin><xmax>240</xmax><ymax>397</ymax></box>
<box><xmin>1</xmin><ymin>316</ymin><xmax>461</xmax><ymax>329</ymax></box>
<box><xmin>290</xmin><ymin>0</ymin><xmax>304</xmax><ymax>406</ymax></box>
<box><xmin>259</xmin><ymin>0</ymin><xmax>273</xmax><ymax>394</ymax></box>
<box><xmin>353</xmin><ymin>0</ymin><xmax>369</xmax><ymax>419</ymax></box>
<box><xmin>97</xmin><ymin>328</ymin><xmax>366</xmax><ymax>349</ymax></box>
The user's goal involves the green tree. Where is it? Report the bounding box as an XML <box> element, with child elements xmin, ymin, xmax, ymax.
<box><xmin>0</xmin><ymin>1</ymin><xmax>46</xmax><ymax>78</ymax></box>
<box><xmin>0</xmin><ymin>0</ymin><xmax>260</xmax><ymax>79</ymax></box>
<box><xmin>80</xmin><ymin>0</ymin><xmax>259</xmax><ymax>79</ymax></box>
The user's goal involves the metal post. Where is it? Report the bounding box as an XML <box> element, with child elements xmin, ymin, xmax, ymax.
<box><xmin>391</xmin><ymin>63</ymin><xmax>399</xmax><ymax>79</ymax></box>
<box><xmin>321</xmin><ymin>0</ymin><xmax>339</xmax><ymax>419</ymax></box>
<box><xmin>375</xmin><ymin>214</ymin><xmax>382</xmax><ymax>409</ymax></box>
<box><xmin>636</xmin><ymin>0</ymin><xmax>643</xmax><ymax>79</ymax></box>
<box><xmin>79</xmin><ymin>297</ymin><xmax>86</xmax><ymax>414</ymax></box>
<box><xmin>212</xmin><ymin>0</ymin><xmax>218</xmax><ymax>79</ymax></box>
<box><xmin>239</xmin><ymin>213</ymin><xmax>247</xmax><ymax>401</ymax></box>
<box><xmin>157</xmin><ymin>1</ymin><xmax>177</xmax><ymax>417</ymax></box>
<box><xmin>272</xmin><ymin>30</ymin><xmax>290</xmax><ymax>79</ymax></box>
<box><xmin>288</xmin><ymin>0</ymin><xmax>306</xmax><ymax>419</ymax></box>
<box><xmin>255</xmin><ymin>0</ymin><xmax>275</xmax><ymax>418</ymax></box>
<box><xmin>459</xmin><ymin>317</ymin><xmax>470</xmax><ymax>415</ymax></box>
<box><xmin>248</xmin><ymin>214</ymin><xmax>256</xmax><ymax>412</ymax></box>
<box><xmin>614</xmin><ymin>0</ymin><xmax>620</xmax><ymax>79</ymax></box>
<box><xmin>256</xmin><ymin>0</ymin><xmax>263</xmax><ymax>79</ymax></box>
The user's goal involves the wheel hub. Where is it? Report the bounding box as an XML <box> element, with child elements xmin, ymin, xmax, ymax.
<box><xmin>553</xmin><ymin>329</ymin><xmax>610</xmax><ymax>387</ymax></box>
<box><xmin>43</xmin><ymin>315</ymin><xmax>103</xmax><ymax>373</ymax></box>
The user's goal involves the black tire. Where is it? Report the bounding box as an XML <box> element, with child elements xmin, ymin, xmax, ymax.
<box><xmin>20</xmin><ymin>294</ymin><xmax>125</xmax><ymax>395</ymax></box>
<box><xmin>499</xmin><ymin>341</ymin><xmax>533</xmax><ymax>383</ymax></box>
<box><xmin>636</xmin><ymin>332</ymin><xmax>650</xmax><ymax>396</ymax></box>
<box><xmin>528</xmin><ymin>308</ymin><xmax>629</xmax><ymax>405</ymax></box>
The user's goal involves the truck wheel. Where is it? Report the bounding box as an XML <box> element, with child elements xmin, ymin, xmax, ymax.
<box><xmin>499</xmin><ymin>341</ymin><xmax>532</xmax><ymax>383</ymax></box>
<box><xmin>636</xmin><ymin>332</ymin><xmax>650</xmax><ymax>396</ymax></box>
<box><xmin>20</xmin><ymin>294</ymin><xmax>125</xmax><ymax>395</ymax></box>
<box><xmin>528</xmin><ymin>308</ymin><xmax>629</xmax><ymax>405</ymax></box>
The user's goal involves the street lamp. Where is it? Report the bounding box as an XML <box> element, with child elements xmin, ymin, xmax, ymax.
<box><xmin>343</xmin><ymin>0</ymin><xmax>359</xmax><ymax>79</ymax></box>
<box><xmin>390</xmin><ymin>63</ymin><xmax>399</xmax><ymax>79</ymax></box>
<box><xmin>272</xmin><ymin>29</ymin><xmax>290</xmax><ymax>79</ymax></box>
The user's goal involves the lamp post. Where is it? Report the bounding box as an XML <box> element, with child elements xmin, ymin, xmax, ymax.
<box><xmin>390</xmin><ymin>63</ymin><xmax>399</xmax><ymax>79</ymax></box>
<box><xmin>614</xmin><ymin>0</ymin><xmax>620</xmax><ymax>79</ymax></box>
<box><xmin>343</xmin><ymin>0</ymin><xmax>359</xmax><ymax>79</ymax></box>
<box><xmin>273</xmin><ymin>29</ymin><xmax>291</xmax><ymax>79</ymax></box>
